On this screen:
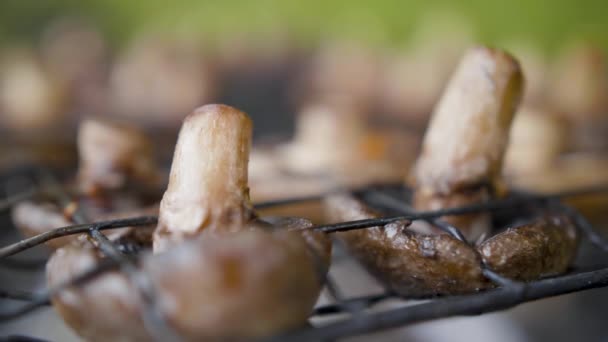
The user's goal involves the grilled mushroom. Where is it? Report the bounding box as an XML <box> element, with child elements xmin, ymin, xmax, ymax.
<box><xmin>47</xmin><ymin>104</ymin><xmax>330</xmax><ymax>341</ymax></box>
<box><xmin>325</xmin><ymin>46</ymin><xmax>578</xmax><ymax>297</ymax></box>
<box><xmin>325</xmin><ymin>193</ymin><xmax>578</xmax><ymax>296</ymax></box>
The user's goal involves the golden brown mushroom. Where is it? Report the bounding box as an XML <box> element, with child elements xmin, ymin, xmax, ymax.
<box><xmin>47</xmin><ymin>104</ymin><xmax>330</xmax><ymax>341</ymax></box>
<box><xmin>324</xmin><ymin>46</ymin><xmax>578</xmax><ymax>297</ymax></box>
<box><xmin>325</xmin><ymin>193</ymin><xmax>577</xmax><ymax>296</ymax></box>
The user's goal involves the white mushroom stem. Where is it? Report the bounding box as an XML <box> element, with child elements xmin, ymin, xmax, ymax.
<box><xmin>412</xmin><ymin>46</ymin><xmax>523</xmax><ymax>239</ymax></box>
<box><xmin>154</xmin><ymin>104</ymin><xmax>254</xmax><ymax>251</ymax></box>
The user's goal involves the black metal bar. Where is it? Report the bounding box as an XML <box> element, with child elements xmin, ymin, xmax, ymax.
<box><xmin>0</xmin><ymin>216</ymin><xmax>158</xmax><ymax>258</ymax></box>
<box><xmin>312</xmin><ymin>293</ymin><xmax>391</xmax><ymax>316</ymax></box>
<box><xmin>0</xmin><ymin>335</ymin><xmax>50</xmax><ymax>342</ymax></box>
<box><xmin>274</xmin><ymin>266</ymin><xmax>608</xmax><ymax>341</ymax></box>
<box><xmin>309</xmin><ymin>190</ymin><xmax>556</xmax><ymax>233</ymax></box>
<box><xmin>0</xmin><ymin>289</ymin><xmax>47</xmax><ymax>304</ymax></box>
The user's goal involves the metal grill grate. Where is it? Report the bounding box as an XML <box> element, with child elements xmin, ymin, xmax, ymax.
<box><xmin>2</xmin><ymin>167</ymin><xmax>608</xmax><ymax>341</ymax></box>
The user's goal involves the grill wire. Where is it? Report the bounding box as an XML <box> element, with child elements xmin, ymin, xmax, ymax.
<box><xmin>2</xmin><ymin>167</ymin><xmax>608</xmax><ymax>341</ymax></box>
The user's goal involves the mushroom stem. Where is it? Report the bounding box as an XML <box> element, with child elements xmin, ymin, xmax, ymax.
<box><xmin>154</xmin><ymin>104</ymin><xmax>254</xmax><ymax>251</ymax></box>
<box><xmin>413</xmin><ymin>46</ymin><xmax>523</xmax><ymax>239</ymax></box>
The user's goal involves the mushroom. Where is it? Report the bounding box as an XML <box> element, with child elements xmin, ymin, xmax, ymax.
<box><xmin>12</xmin><ymin>118</ymin><xmax>162</xmax><ymax>248</ymax></box>
<box><xmin>323</xmin><ymin>46</ymin><xmax>578</xmax><ymax>297</ymax></box>
<box><xmin>47</xmin><ymin>104</ymin><xmax>331</xmax><ymax>341</ymax></box>
<box><xmin>325</xmin><ymin>193</ymin><xmax>578</xmax><ymax>296</ymax></box>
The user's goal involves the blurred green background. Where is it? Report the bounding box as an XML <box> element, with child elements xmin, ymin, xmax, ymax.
<box><xmin>0</xmin><ymin>0</ymin><xmax>606</xmax><ymax>52</ymax></box>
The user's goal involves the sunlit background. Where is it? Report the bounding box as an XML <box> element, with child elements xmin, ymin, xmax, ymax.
<box><xmin>2</xmin><ymin>0</ymin><xmax>608</xmax><ymax>49</ymax></box>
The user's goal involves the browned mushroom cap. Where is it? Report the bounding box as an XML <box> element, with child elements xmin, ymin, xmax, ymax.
<box><xmin>412</xmin><ymin>46</ymin><xmax>523</xmax><ymax>240</ymax></box>
<box><xmin>154</xmin><ymin>104</ymin><xmax>255</xmax><ymax>251</ymax></box>
<box><xmin>326</xmin><ymin>194</ymin><xmax>486</xmax><ymax>296</ymax></box>
<box><xmin>146</xmin><ymin>229</ymin><xmax>323</xmax><ymax>340</ymax></box>
<box><xmin>77</xmin><ymin>118</ymin><xmax>160</xmax><ymax>195</ymax></box>
<box><xmin>479</xmin><ymin>215</ymin><xmax>578</xmax><ymax>280</ymax></box>
<box><xmin>325</xmin><ymin>193</ymin><xmax>578</xmax><ymax>297</ymax></box>
<box><xmin>47</xmin><ymin>239</ymin><xmax>148</xmax><ymax>342</ymax></box>
<box><xmin>47</xmin><ymin>217</ymin><xmax>325</xmax><ymax>341</ymax></box>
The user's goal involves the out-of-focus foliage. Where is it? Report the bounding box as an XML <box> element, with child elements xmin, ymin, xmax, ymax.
<box><xmin>0</xmin><ymin>0</ymin><xmax>607</xmax><ymax>51</ymax></box>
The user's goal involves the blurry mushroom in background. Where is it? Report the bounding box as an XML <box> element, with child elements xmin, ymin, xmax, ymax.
<box><xmin>280</xmin><ymin>99</ymin><xmax>414</xmax><ymax>183</ymax></box>
<box><xmin>109</xmin><ymin>34</ymin><xmax>216</xmax><ymax>129</ymax></box>
<box><xmin>0</xmin><ymin>48</ymin><xmax>67</xmax><ymax>133</ymax></box>
<box><xmin>550</xmin><ymin>43</ymin><xmax>608</xmax><ymax>151</ymax></box>
<box><xmin>296</xmin><ymin>40</ymin><xmax>383</xmax><ymax>111</ymax></box>
<box><xmin>249</xmin><ymin>98</ymin><xmax>416</xmax><ymax>222</ymax></box>
<box><xmin>40</xmin><ymin>17</ymin><xmax>110</xmax><ymax>116</ymax></box>
<box><xmin>504</xmin><ymin>105</ymin><xmax>569</xmax><ymax>177</ymax></box>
